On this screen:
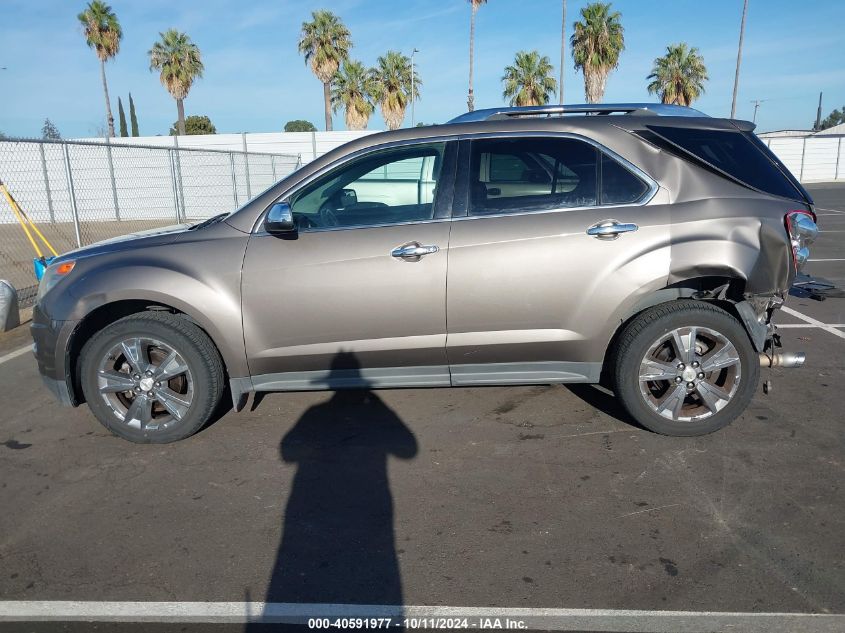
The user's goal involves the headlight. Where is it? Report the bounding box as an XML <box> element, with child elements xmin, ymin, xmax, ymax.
<box><xmin>785</xmin><ymin>211</ymin><xmax>818</xmax><ymax>272</ymax></box>
<box><xmin>36</xmin><ymin>260</ymin><xmax>76</xmax><ymax>302</ymax></box>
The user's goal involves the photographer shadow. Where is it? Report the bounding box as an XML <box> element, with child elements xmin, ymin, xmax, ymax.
<box><xmin>246</xmin><ymin>351</ymin><xmax>418</xmax><ymax>629</ymax></box>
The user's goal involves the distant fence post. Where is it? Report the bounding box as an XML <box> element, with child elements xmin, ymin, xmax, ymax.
<box><xmin>168</xmin><ymin>149</ymin><xmax>181</xmax><ymax>223</ymax></box>
<box><xmin>270</xmin><ymin>154</ymin><xmax>277</xmax><ymax>181</ymax></box>
<box><xmin>229</xmin><ymin>152</ymin><xmax>239</xmax><ymax>207</ymax></box>
<box><xmin>311</xmin><ymin>131</ymin><xmax>318</xmax><ymax>161</ymax></box>
<box><xmin>173</xmin><ymin>137</ymin><xmax>185</xmax><ymax>222</ymax></box>
<box><xmin>61</xmin><ymin>143</ymin><xmax>82</xmax><ymax>248</ymax></box>
<box><xmin>799</xmin><ymin>137</ymin><xmax>807</xmax><ymax>182</ymax></box>
<box><xmin>241</xmin><ymin>133</ymin><xmax>252</xmax><ymax>199</ymax></box>
<box><xmin>296</xmin><ymin>153</ymin><xmax>302</xmax><ymax>169</ymax></box>
<box><xmin>837</xmin><ymin>137</ymin><xmax>843</xmax><ymax>181</ymax></box>
<box><xmin>38</xmin><ymin>143</ymin><xmax>55</xmax><ymax>224</ymax></box>
<box><xmin>105</xmin><ymin>137</ymin><xmax>121</xmax><ymax>221</ymax></box>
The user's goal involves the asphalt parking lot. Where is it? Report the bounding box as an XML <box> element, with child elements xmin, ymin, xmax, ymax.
<box><xmin>1</xmin><ymin>184</ymin><xmax>843</xmax><ymax>632</ymax></box>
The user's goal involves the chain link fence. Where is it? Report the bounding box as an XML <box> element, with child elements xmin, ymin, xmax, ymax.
<box><xmin>0</xmin><ymin>138</ymin><xmax>300</xmax><ymax>306</ymax></box>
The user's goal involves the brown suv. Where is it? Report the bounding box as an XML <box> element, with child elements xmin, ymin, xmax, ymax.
<box><xmin>31</xmin><ymin>104</ymin><xmax>818</xmax><ymax>442</ymax></box>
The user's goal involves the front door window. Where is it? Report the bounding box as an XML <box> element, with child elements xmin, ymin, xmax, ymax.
<box><xmin>289</xmin><ymin>143</ymin><xmax>446</xmax><ymax>230</ymax></box>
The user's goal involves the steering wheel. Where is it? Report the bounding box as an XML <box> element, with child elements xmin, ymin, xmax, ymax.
<box><xmin>318</xmin><ymin>199</ymin><xmax>339</xmax><ymax>227</ymax></box>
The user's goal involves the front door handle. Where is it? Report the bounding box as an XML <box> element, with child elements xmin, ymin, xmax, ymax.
<box><xmin>391</xmin><ymin>242</ymin><xmax>439</xmax><ymax>260</ymax></box>
<box><xmin>586</xmin><ymin>219</ymin><xmax>639</xmax><ymax>240</ymax></box>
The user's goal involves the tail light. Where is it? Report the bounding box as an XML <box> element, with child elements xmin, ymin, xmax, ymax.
<box><xmin>785</xmin><ymin>210</ymin><xmax>819</xmax><ymax>272</ymax></box>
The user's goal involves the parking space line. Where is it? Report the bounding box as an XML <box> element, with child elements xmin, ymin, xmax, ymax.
<box><xmin>0</xmin><ymin>345</ymin><xmax>31</xmax><ymax>365</ymax></box>
<box><xmin>781</xmin><ymin>306</ymin><xmax>845</xmax><ymax>340</ymax></box>
<box><xmin>0</xmin><ymin>601</ymin><xmax>842</xmax><ymax>632</ymax></box>
<box><xmin>808</xmin><ymin>258</ymin><xmax>845</xmax><ymax>262</ymax></box>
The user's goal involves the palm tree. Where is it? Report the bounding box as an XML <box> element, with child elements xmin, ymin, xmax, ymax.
<box><xmin>148</xmin><ymin>29</ymin><xmax>204</xmax><ymax>136</ymax></box>
<box><xmin>370</xmin><ymin>51</ymin><xmax>420</xmax><ymax>131</ymax></box>
<box><xmin>298</xmin><ymin>10</ymin><xmax>352</xmax><ymax>131</ymax></box>
<box><xmin>467</xmin><ymin>0</ymin><xmax>487</xmax><ymax>111</ymax></box>
<box><xmin>570</xmin><ymin>2</ymin><xmax>625</xmax><ymax>103</ymax></box>
<box><xmin>78</xmin><ymin>1</ymin><xmax>122</xmax><ymax>138</ymax></box>
<box><xmin>502</xmin><ymin>51</ymin><xmax>557</xmax><ymax>107</ymax></box>
<box><xmin>647</xmin><ymin>43</ymin><xmax>708</xmax><ymax>106</ymax></box>
<box><xmin>331</xmin><ymin>60</ymin><xmax>375</xmax><ymax>130</ymax></box>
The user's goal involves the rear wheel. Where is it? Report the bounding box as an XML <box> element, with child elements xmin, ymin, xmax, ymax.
<box><xmin>80</xmin><ymin>312</ymin><xmax>224</xmax><ymax>443</ymax></box>
<box><xmin>614</xmin><ymin>300</ymin><xmax>759</xmax><ymax>436</ymax></box>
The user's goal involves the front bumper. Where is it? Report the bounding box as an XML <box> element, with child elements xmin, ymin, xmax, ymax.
<box><xmin>30</xmin><ymin>303</ymin><xmax>78</xmax><ymax>407</ymax></box>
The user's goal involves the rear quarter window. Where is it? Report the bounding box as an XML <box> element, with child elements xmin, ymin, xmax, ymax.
<box><xmin>647</xmin><ymin>125</ymin><xmax>806</xmax><ymax>201</ymax></box>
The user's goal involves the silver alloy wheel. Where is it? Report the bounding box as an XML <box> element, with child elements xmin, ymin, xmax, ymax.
<box><xmin>96</xmin><ymin>337</ymin><xmax>194</xmax><ymax>431</ymax></box>
<box><xmin>638</xmin><ymin>326</ymin><xmax>741</xmax><ymax>422</ymax></box>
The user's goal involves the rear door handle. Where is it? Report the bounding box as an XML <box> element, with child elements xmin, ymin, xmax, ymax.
<box><xmin>391</xmin><ymin>242</ymin><xmax>439</xmax><ymax>260</ymax></box>
<box><xmin>586</xmin><ymin>219</ymin><xmax>639</xmax><ymax>240</ymax></box>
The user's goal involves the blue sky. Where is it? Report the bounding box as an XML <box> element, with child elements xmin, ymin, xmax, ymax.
<box><xmin>1</xmin><ymin>0</ymin><xmax>843</xmax><ymax>137</ymax></box>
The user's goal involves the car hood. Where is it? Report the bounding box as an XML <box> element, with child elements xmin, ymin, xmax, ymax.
<box><xmin>54</xmin><ymin>223</ymin><xmax>191</xmax><ymax>263</ymax></box>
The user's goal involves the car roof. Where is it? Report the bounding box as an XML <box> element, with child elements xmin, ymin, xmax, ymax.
<box><xmin>447</xmin><ymin>103</ymin><xmax>708</xmax><ymax>123</ymax></box>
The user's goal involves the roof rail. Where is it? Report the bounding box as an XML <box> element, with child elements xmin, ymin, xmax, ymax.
<box><xmin>447</xmin><ymin>103</ymin><xmax>708</xmax><ymax>124</ymax></box>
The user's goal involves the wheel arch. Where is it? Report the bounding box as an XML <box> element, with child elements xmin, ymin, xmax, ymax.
<box><xmin>599</xmin><ymin>275</ymin><xmax>754</xmax><ymax>386</ymax></box>
<box><xmin>66</xmin><ymin>299</ymin><xmax>235</xmax><ymax>406</ymax></box>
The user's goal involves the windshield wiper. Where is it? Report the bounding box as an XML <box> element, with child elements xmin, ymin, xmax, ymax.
<box><xmin>188</xmin><ymin>213</ymin><xmax>229</xmax><ymax>231</ymax></box>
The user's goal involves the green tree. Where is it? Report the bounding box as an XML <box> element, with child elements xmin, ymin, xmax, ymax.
<box><xmin>466</xmin><ymin>0</ymin><xmax>487</xmax><ymax>111</ymax></box>
<box><xmin>370</xmin><ymin>50</ymin><xmax>420</xmax><ymax>130</ymax></box>
<box><xmin>42</xmin><ymin>118</ymin><xmax>61</xmax><ymax>140</ymax></box>
<box><xmin>169</xmin><ymin>115</ymin><xmax>216</xmax><ymax>135</ymax></box>
<box><xmin>646</xmin><ymin>43</ymin><xmax>708</xmax><ymax>106</ymax></box>
<box><xmin>298</xmin><ymin>10</ymin><xmax>352</xmax><ymax>131</ymax></box>
<box><xmin>148</xmin><ymin>29</ymin><xmax>204</xmax><ymax>136</ymax></box>
<box><xmin>129</xmin><ymin>92</ymin><xmax>139</xmax><ymax>136</ymax></box>
<box><xmin>117</xmin><ymin>96</ymin><xmax>128</xmax><ymax>136</ymax></box>
<box><xmin>78</xmin><ymin>1</ymin><xmax>122</xmax><ymax>137</ymax></box>
<box><xmin>819</xmin><ymin>106</ymin><xmax>845</xmax><ymax>130</ymax></box>
<box><xmin>284</xmin><ymin>120</ymin><xmax>318</xmax><ymax>132</ymax></box>
<box><xmin>571</xmin><ymin>2</ymin><xmax>624</xmax><ymax>103</ymax></box>
<box><xmin>502</xmin><ymin>50</ymin><xmax>557</xmax><ymax>106</ymax></box>
<box><xmin>0</xmin><ymin>131</ymin><xmax>8</xmax><ymax>140</ymax></box>
<box><xmin>332</xmin><ymin>60</ymin><xmax>375</xmax><ymax>130</ymax></box>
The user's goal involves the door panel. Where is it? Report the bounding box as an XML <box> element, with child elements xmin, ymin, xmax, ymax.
<box><xmin>446</xmin><ymin>136</ymin><xmax>671</xmax><ymax>380</ymax></box>
<box><xmin>241</xmin><ymin>141</ymin><xmax>455</xmax><ymax>385</ymax></box>
<box><xmin>446</xmin><ymin>207</ymin><xmax>670</xmax><ymax>370</ymax></box>
<box><xmin>242</xmin><ymin>222</ymin><xmax>451</xmax><ymax>378</ymax></box>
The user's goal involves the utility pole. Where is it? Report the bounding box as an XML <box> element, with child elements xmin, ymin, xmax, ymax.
<box><xmin>750</xmin><ymin>99</ymin><xmax>766</xmax><ymax>124</ymax></box>
<box><xmin>814</xmin><ymin>92</ymin><xmax>823</xmax><ymax>130</ymax></box>
<box><xmin>730</xmin><ymin>0</ymin><xmax>749</xmax><ymax>118</ymax></box>
<box><xmin>559</xmin><ymin>0</ymin><xmax>566</xmax><ymax>105</ymax></box>
<box><xmin>411</xmin><ymin>48</ymin><xmax>419</xmax><ymax>127</ymax></box>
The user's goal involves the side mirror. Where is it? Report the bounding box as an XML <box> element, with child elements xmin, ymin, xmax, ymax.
<box><xmin>265</xmin><ymin>202</ymin><xmax>295</xmax><ymax>234</ymax></box>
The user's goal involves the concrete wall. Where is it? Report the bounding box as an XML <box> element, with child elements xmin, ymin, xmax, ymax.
<box><xmin>90</xmin><ymin>131</ymin><xmax>378</xmax><ymax>164</ymax></box>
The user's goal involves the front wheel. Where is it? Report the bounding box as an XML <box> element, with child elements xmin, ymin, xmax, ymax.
<box><xmin>79</xmin><ymin>312</ymin><xmax>224</xmax><ymax>443</ymax></box>
<box><xmin>614</xmin><ymin>300</ymin><xmax>759</xmax><ymax>436</ymax></box>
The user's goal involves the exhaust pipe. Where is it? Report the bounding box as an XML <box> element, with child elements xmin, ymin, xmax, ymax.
<box><xmin>760</xmin><ymin>351</ymin><xmax>806</xmax><ymax>368</ymax></box>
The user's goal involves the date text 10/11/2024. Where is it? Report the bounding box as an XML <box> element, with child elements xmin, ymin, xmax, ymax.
<box><xmin>307</xmin><ymin>617</ymin><xmax>529</xmax><ymax>629</ymax></box>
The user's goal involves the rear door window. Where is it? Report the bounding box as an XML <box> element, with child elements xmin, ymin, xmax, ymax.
<box><xmin>601</xmin><ymin>153</ymin><xmax>649</xmax><ymax>205</ymax></box>
<box><xmin>469</xmin><ymin>137</ymin><xmax>598</xmax><ymax>215</ymax></box>
<box><xmin>467</xmin><ymin>137</ymin><xmax>650</xmax><ymax>216</ymax></box>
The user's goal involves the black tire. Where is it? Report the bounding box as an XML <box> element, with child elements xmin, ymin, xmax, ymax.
<box><xmin>79</xmin><ymin>312</ymin><xmax>224</xmax><ymax>443</ymax></box>
<box><xmin>614</xmin><ymin>300</ymin><xmax>759</xmax><ymax>436</ymax></box>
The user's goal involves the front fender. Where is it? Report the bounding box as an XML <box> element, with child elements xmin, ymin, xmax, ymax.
<box><xmin>41</xmin><ymin>225</ymin><xmax>250</xmax><ymax>378</ymax></box>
